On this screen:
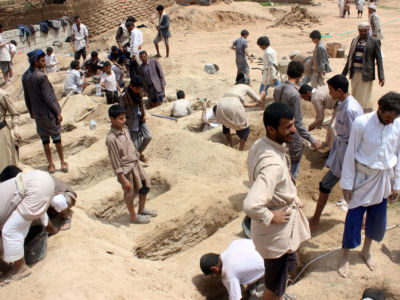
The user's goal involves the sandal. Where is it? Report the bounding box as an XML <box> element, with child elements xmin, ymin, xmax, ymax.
<box><xmin>131</xmin><ymin>214</ymin><xmax>151</xmax><ymax>224</ymax></box>
<box><xmin>141</xmin><ymin>208</ymin><xmax>158</xmax><ymax>217</ymax></box>
<box><xmin>283</xmin><ymin>294</ymin><xmax>296</xmax><ymax>300</ymax></box>
<box><xmin>61</xmin><ymin>163</ymin><xmax>69</xmax><ymax>173</ymax></box>
<box><xmin>60</xmin><ymin>217</ymin><xmax>72</xmax><ymax>231</ymax></box>
<box><xmin>0</xmin><ymin>268</ymin><xmax>32</xmax><ymax>286</ymax></box>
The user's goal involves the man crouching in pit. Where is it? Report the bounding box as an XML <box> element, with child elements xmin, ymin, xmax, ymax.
<box><xmin>243</xmin><ymin>102</ymin><xmax>311</xmax><ymax>300</ymax></box>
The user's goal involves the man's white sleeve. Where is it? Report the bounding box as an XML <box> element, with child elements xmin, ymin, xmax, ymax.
<box><xmin>222</xmin><ymin>277</ymin><xmax>242</xmax><ymax>300</ymax></box>
<box><xmin>393</xmin><ymin>134</ymin><xmax>400</xmax><ymax>190</ymax></box>
<box><xmin>340</xmin><ymin>118</ymin><xmax>363</xmax><ymax>190</ymax></box>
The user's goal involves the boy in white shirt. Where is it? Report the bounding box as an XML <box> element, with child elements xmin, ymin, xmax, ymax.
<box><xmin>257</xmin><ymin>36</ymin><xmax>280</xmax><ymax>98</ymax></box>
<box><xmin>201</xmin><ymin>102</ymin><xmax>220</xmax><ymax>132</ymax></box>
<box><xmin>45</xmin><ymin>47</ymin><xmax>59</xmax><ymax>74</ymax></box>
<box><xmin>171</xmin><ymin>90</ymin><xmax>191</xmax><ymax>118</ymax></box>
<box><xmin>71</xmin><ymin>15</ymin><xmax>89</xmax><ymax>61</ymax></box>
<box><xmin>200</xmin><ymin>239</ymin><xmax>265</xmax><ymax>300</ymax></box>
<box><xmin>64</xmin><ymin>60</ymin><xmax>87</xmax><ymax>94</ymax></box>
<box><xmin>100</xmin><ymin>61</ymin><xmax>119</xmax><ymax>104</ymax></box>
<box><xmin>6</xmin><ymin>40</ymin><xmax>16</xmax><ymax>78</ymax></box>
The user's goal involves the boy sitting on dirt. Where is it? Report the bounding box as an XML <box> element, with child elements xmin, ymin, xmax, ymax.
<box><xmin>171</xmin><ymin>90</ymin><xmax>192</xmax><ymax>118</ymax></box>
<box><xmin>105</xmin><ymin>105</ymin><xmax>157</xmax><ymax>224</ymax></box>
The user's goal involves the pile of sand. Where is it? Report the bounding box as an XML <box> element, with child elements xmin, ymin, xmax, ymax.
<box><xmin>268</xmin><ymin>5</ymin><xmax>320</xmax><ymax>29</ymax></box>
<box><xmin>168</xmin><ymin>3</ymin><xmax>272</xmax><ymax>31</ymax></box>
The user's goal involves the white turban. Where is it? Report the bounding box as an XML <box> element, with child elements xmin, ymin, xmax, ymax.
<box><xmin>368</xmin><ymin>4</ymin><xmax>376</xmax><ymax>10</ymax></box>
<box><xmin>358</xmin><ymin>22</ymin><xmax>370</xmax><ymax>29</ymax></box>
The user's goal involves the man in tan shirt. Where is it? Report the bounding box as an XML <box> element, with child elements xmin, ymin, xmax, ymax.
<box><xmin>0</xmin><ymin>88</ymin><xmax>20</xmax><ymax>171</ymax></box>
<box><xmin>299</xmin><ymin>84</ymin><xmax>338</xmax><ymax>149</ymax></box>
<box><xmin>105</xmin><ymin>105</ymin><xmax>157</xmax><ymax>224</ymax></box>
<box><xmin>243</xmin><ymin>102</ymin><xmax>311</xmax><ymax>300</ymax></box>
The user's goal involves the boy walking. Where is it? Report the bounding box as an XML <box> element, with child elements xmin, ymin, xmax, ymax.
<box><xmin>105</xmin><ymin>105</ymin><xmax>157</xmax><ymax>224</ymax></box>
<box><xmin>232</xmin><ymin>30</ymin><xmax>253</xmax><ymax>80</ymax></box>
<box><xmin>310</xmin><ymin>30</ymin><xmax>332</xmax><ymax>88</ymax></box>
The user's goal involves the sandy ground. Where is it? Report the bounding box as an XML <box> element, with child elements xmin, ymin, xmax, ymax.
<box><xmin>1</xmin><ymin>0</ymin><xmax>400</xmax><ymax>299</ymax></box>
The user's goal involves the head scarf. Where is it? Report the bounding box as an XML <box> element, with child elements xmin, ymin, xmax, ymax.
<box><xmin>22</xmin><ymin>49</ymin><xmax>45</xmax><ymax>81</ymax></box>
<box><xmin>358</xmin><ymin>22</ymin><xmax>370</xmax><ymax>30</ymax></box>
<box><xmin>368</xmin><ymin>4</ymin><xmax>376</xmax><ymax>11</ymax></box>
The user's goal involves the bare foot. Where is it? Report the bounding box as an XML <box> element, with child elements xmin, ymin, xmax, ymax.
<box><xmin>139</xmin><ymin>153</ymin><xmax>148</xmax><ymax>163</ymax></box>
<box><xmin>48</xmin><ymin>164</ymin><xmax>55</xmax><ymax>174</ymax></box>
<box><xmin>360</xmin><ymin>250</ymin><xmax>376</xmax><ymax>271</ymax></box>
<box><xmin>0</xmin><ymin>264</ymin><xmax>31</xmax><ymax>286</ymax></box>
<box><xmin>308</xmin><ymin>217</ymin><xmax>320</xmax><ymax>231</ymax></box>
<box><xmin>337</xmin><ymin>252</ymin><xmax>350</xmax><ymax>278</ymax></box>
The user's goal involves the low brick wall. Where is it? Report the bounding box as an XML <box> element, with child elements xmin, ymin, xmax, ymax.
<box><xmin>0</xmin><ymin>0</ymin><xmax>170</xmax><ymax>53</ymax></box>
<box><xmin>0</xmin><ymin>0</ymin><xmax>168</xmax><ymax>36</ymax></box>
<box><xmin>2</xmin><ymin>25</ymin><xmax>72</xmax><ymax>54</ymax></box>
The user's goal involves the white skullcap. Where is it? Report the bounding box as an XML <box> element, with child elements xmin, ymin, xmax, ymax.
<box><xmin>358</xmin><ymin>22</ymin><xmax>370</xmax><ymax>29</ymax></box>
<box><xmin>368</xmin><ymin>4</ymin><xmax>376</xmax><ymax>10</ymax></box>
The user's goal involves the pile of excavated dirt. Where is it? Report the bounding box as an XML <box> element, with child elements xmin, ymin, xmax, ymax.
<box><xmin>268</xmin><ymin>5</ymin><xmax>320</xmax><ymax>29</ymax></box>
<box><xmin>168</xmin><ymin>3</ymin><xmax>273</xmax><ymax>31</ymax></box>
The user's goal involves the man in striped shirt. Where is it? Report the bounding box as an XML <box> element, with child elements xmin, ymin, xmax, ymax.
<box><xmin>342</xmin><ymin>22</ymin><xmax>384</xmax><ymax>113</ymax></box>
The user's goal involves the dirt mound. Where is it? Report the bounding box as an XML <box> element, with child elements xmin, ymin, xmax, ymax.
<box><xmin>268</xmin><ymin>5</ymin><xmax>320</xmax><ymax>29</ymax></box>
<box><xmin>168</xmin><ymin>4</ymin><xmax>272</xmax><ymax>31</ymax></box>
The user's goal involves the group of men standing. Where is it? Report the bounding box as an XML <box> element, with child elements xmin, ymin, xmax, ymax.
<box><xmin>198</xmin><ymin>4</ymin><xmax>394</xmax><ymax>298</ymax></box>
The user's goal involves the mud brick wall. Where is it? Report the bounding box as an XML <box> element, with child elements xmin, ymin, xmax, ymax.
<box><xmin>0</xmin><ymin>0</ymin><xmax>169</xmax><ymax>53</ymax></box>
<box><xmin>0</xmin><ymin>0</ymin><xmax>168</xmax><ymax>35</ymax></box>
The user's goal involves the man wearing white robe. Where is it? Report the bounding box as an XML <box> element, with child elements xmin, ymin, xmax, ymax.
<box><xmin>337</xmin><ymin>92</ymin><xmax>400</xmax><ymax>278</ymax></box>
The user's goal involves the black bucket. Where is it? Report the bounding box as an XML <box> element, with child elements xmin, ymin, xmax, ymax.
<box><xmin>24</xmin><ymin>225</ymin><xmax>48</xmax><ymax>265</ymax></box>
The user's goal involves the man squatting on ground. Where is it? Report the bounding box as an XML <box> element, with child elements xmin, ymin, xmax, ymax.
<box><xmin>342</xmin><ymin>22</ymin><xmax>384</xmax><ymax>113</ymax></box>
<box><xmin>22</xmin><ymin>49</ymin><xmax>68</xmax><ymax>174</ymax></box>
<box><xmin>1</xmin><ymin>165</ymin><xmax>76</xmax><ymax>231</ymax></box>
<box><xmin>244</xmin><ymin>102</ymin><xmax>311</xmax><ymax>300</ymax></box>
<box><xmin>232</xmin><ymin>30</ymin><xmax>253</xmax><ymax>81</ymax></box>
<box><xmin>64</xmin><ymin>60</ymin><xmax>88</xmax><ymax>95</ymax></box>
<box><xmin>338</xmin><ymin>92</ymin><xmax>400</xmax><ymax>278</ymax></box>
<box><xmin>273</xmin><ymin>61</ymin><xmax>322</xmax><ymax>179</ymax></box>
<box><xmin>200</xmin><ymin>239</ymin><xmax>265</xmax><ymax>300</ymax></box>
<box><xmin>214</xmin><ymin>73</ymin><xmax>263</xmax><ymax>151</ymax></box>
<box><xmin>105</xmin><ymin>105</ymin><xmax>157</xmax><ymax>224</ymax></box>
<box><xmin>299</xmin><ymin>84</ymin><xmax>337</xmax><ymax>150</ymax></box>
<box><xmin>0</xmin><ymin>170</ymin><xmax>57</xmax><ymax>283</ymax></box>
<box><xmin>308</xmin><ymin>75</ymin><xmax>363</xmax><ymax>229</ymax></box>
